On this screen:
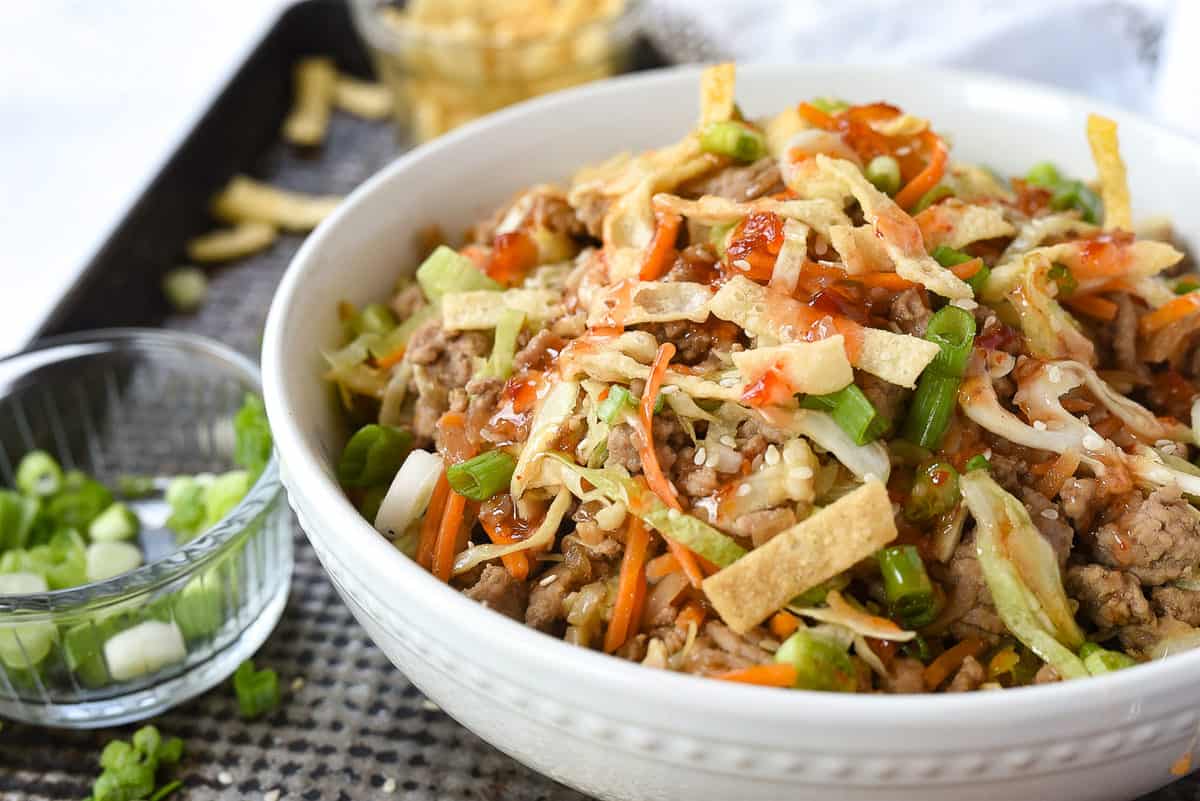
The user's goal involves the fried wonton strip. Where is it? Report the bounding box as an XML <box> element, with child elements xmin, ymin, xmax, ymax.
<box><xmin>828</xmin><ymin>224</ymin><xmax>892</xmax><ymax>274</ymax></box>
<box><xmin>651</xmin><ymin>193</ymin><xmax>851</xmax><ymax>237</ymax></box>
<box><xmin>702</xmin><ymin>480</ymin><xmax>897</xmax><ymax>633</ymax></box>
<box><xmin>283</xmin><ymin>57</ymin><xmax>337</xmax><ymax>147</ymax></box>
<box><xmin>185</xmin><ymin>221</ymin><xmax>277</xmax><ymax>263</ymax></box>
<box><xmin>586</xmin><ymin>281</ymin><xmax>714</xmax><ymax>328</ymax></box>
<box><xmin>334</xmin><ymin>76</ymin><xmax>393</xmax><ymax>120</ymax></box>
<box><xmin>986</xmin><ymin>240</ymin><xmax>1183</xmax><ymax>299</ymax></box>
<box><xmin>699</xmin><ymin>62</ymin><xmax>736</xmax><ymax>126</ymax></box>
<box><xmin>1086</xmin><ymin>113</ymin><xmax>1132</xmax><ymax>232</ymax></box>
<box><xmin>211</xmin><ymin>176</ymin><xmax>342</xmax><ymax>232</ymax></box>
<box><xmin>709</xmin><ymin>276</ymin><xmax>939</xmax><ymax>387</ymax></box>
<box><xmin>814</xmin><ymin>155</ymin><xmax>972</xmax><ymax>299</ymax></box>
<box><xmin>731</xmin><ymin>338</ymin><xmax>854</xmax><ymax>398</ymax></box>
<box><xmin>441</xmin><ymin>289</ymin><xmax>562</xmax><ymax>331</ymax></box>
<box><xmin>915</xmin><ymin>200</ymin><xmax>1015</xmax><ymax>251</ymax></box>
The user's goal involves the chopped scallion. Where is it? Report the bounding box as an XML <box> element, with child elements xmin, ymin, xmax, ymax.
<box><xmin>446</xmin><ymin>450</ymin><xmax>517</xmax><ymax>501</ymax></box>
<box><xmin>865</xmin><ymin>155</ymin><xmax>901</xmax><ymax>195</ymax></box>
<box><xmin>904</xmin><ymin>461</ymin><xmax>960</xmax><ymax>522</ymax></box>
<box><xmin>1047</xmin><ymin>262</ymin><xmax>1078</xmax><ymax>296</ymax></box>
<box><xmin>15</xmin><ymin>450</ymin><xmax>63</xmax><ymax>497</ymax></box>
<box><xmin>902</xmin><ymin>306</ymin><xmax>976</xmax><ymax>449</ymax></box>
<box><xmin>415</xmin><ymin>245</ymin><xmax>501</xmax><ymax>301</ymax></box>
<box><xmin>233</xmin><ymin>659</ymin><xmax>281</xmax><ymax>719</ymax></box>
<box><xmin>88</xmin><ymin>502</ymin><xmax>140</xmax><ymax>542</ymax></box>
<box><xmin>799</xmin><ymin>384</ymin><xmax>889</xmax><ymax>445</ymax></box>
<box><xmin>965</xmin><ymin>454</ymin><xmax>991</xmax><ymax>472</ymax></box>
<box><xmin>598</xmin><ymin>385</ymin><xmax>636</xmax><ymax>425</ymax></box>
<box><xmin>912</xmin><ymin>185</ymin><xmax>954</xmax><ymax>213</ymax></box>
<box><xmin>877</xmin><ymin>545</ymin><xmax>941</xmax><ymax>628</ymax></box>
<box><xmin>809</xmin><ymin>96</ymin><xmax>849</xmax><ymax>114</ymax></box>
<box><xmin>162</xmin><ymin>267</ymin><xmax>208</xmax><ymax>313</ymax></box>
<box><xmin>698</xmin><ymin>121</ymin><xmax>767</xmax><ymax>162</ymax></box>
<box><xmin>774</xmin><ymin>630</ymin><xmax>857</xmax><ymax>692</ymax></box>
<box><xmin>337</xmin><ymin>424</ymin><xmax>413</xmax><ymax>488</ymax></box>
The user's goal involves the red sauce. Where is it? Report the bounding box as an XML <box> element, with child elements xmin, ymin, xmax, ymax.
<box><xmin>1073</xmin><ymin>230</ymin><xmax>1136</xmax><ymax>278</ymax></box>
<box><xmin>741</xmin><ymin>361</ymin><xmax>793</xmax><ymax>408</ymax></box>
<box><xmin>479</xmin><ymin>494</ymin><xmax>532</xmax><ymax>543</ymax></box>
<box><xmin>724</xmin><ymin>212</ymin><xmax>785</xmax><ymax>282</ymax></box>
<box><xmin>486</xmin><ymin>231</ymin><xmax>538</xmax><ymax>284</ymax></box>
<box><xmin>484</xmin><ymin>371</ymin><xmax>545</xmax><ymax>446</ymax></box>
<box><xmin>762</xmin><ymin>285</ymin><xmax>865</xmax><ymax>362</ymax></box>
<box><xmin>1010</xmin><ymin>178</ymin><xmax>1053</xmax><ymax>218</ymax></box>
<box><xmin>594</xmin><ymin>277</ymin><xmax>639</xmax><ymax>331</ymax></box>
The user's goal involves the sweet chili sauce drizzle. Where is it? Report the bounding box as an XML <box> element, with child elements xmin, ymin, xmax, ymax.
<box><xmin>723</xmin><ymin>211</ymin><xmax>785</xmax><ymax>282</ymax></box>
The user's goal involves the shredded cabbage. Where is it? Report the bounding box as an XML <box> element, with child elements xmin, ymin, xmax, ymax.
<box><xmin>960</xmin><ymin>471</ymin><xmax>1088</xmax><ymax>678</ymax></box>
<box><xmin>452</xmin><ymin>488</ymin><xmax>572</xmax><ymax>575</ymax></box>
<box><xmin>510</xmin><ymin>380</ymin><xmax>580</xmax><ymax>499</ymax></box>
<box><xmin>757</xmin><ymin>406</ymin><xmax>892</xmax><ymax>484</ymax></box>
<box><xmin>790</xmin><ymin>590</ymin><xmax>916</xmax><ymax>642</ymax></box>
<box><xmin>545</xmin><ymin>454</ymin><xmax>747</xmax><ymax>567</ymax></box>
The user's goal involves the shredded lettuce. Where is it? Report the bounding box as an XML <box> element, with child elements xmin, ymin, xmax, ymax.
<box><xmin>960</xmin><ymin>471</ymin><xmax>1087</xmax><ymax>679</ymax></box>
<box><xmin>546</xmin><ymin>455</ymin><xmax>746</xmax><ymax>567</ymax></box>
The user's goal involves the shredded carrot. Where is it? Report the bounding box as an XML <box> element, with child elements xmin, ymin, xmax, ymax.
<box><xmin>894</xmin><ymin>130</ymin><xmax>949</xmax><ymax>211</ymax></box>
<box><xmin>676</xmin><ymin>601</ymin><xmax>706</xmax><ymax>631</ymax></box>
<box><xmin>479</xmin><ymin>517</ymin><xmax>530</xmax><ymax>581</ymax></box>
<box><xmin>638</xmin><ymin>342</ymin><xmax>705</xmax><ymax>588</ymax></box>
<box><xmin>639</xmin><ymin>210</ymin><xmax>682</xmax><ymax>281</ymax></box>
<box><xmin>645</xmin><ymin>552</ymin><xmax>681</xmax><ymax>581</ymax></box>
<box><xmin>604</xmin><ymin>518</ymin><xmax>651</xmax><ymax>653</ymax></box>
<box><xmin>713</xmin><ymin>662</ymin><xmax>797</xmax><ymax>688</ymax></box>
<box><xmin>1140</xmin><ymin>292</ymin><xmax>1200</xmax><ymax>335</ymax></box>
<box><xmin>949</xmin><ymin>257</ymin><xmax>984</xmax><ymax>280</ymax></box>
<box><xmin>923</xmin><ymin>637</ymin><xmax>985</xmax><ymax>690</ymax></box>
<box><xmin>769</xmin><ymin>611</ymin><xmax>799</xmax><ymax>640</ymax></box>
<box><xmin>375</xmin><ymin>346</ymin><xmax>406</xmax><ymax>370</ymax></box>
<box><xmin>432</xmin><ymin>491</ymin><xmax>468</xmax><ymax>582</ymax></box>
<box><xmin>796</xmin><ymin>102</ymin><xmax>837</xmax><ymax>131</ymax></box>
<box><xmin>1063</xmin><ymin>294</ymin><xmax>1119</xmax><ymax>321</ymax></box>
<box><xmin>857</xmin><ymin>272</ymin><xmax>917</xmax><ymax>291</ymax></box>
<box><xmin>415</xmin><ymin>472</ymin><xmax>450</xmax><ymax>570</ymax></box>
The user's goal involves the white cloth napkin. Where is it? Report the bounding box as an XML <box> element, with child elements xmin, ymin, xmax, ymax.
<box><xmin>647</xmin><ymin>0</ymin><xmax>1196</xmax><ymax>134</ymax></box>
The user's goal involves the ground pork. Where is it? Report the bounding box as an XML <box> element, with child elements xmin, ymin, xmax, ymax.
<box><xmin>856</xmin><ymin>371</ymin><xmax>908</xmax><ymax>432</ymax></box>
<box><xmin>1110</xmin><ymin>293</ymin><xmax>1147</xmax><ymax>379</ymax></box>
<box><xmin>407</xmin><ymin>322</ymin><xmax>491</xmax><ymax>440</ymax></box>
<box><xmin>605</xmin><ymin>423</ymin><xmax>642</xmax><ymax>473</ymax></box>
<box><xmin>513</xmin><ymin>329</ymin><xmax>564</xmax><ymax>372</ymax></box>
<box><xmin>525</xmin><ymin>540</ymin><xmax>594</xmax><ymax>632</ymax></box>
<box><xmin>947</xmin><ymin>655</ymin><xmax>985</xmax><ymax>693</ymax></box>
<box><xmin>570</xmin><ymin>192</ymin><xmax>610</xmax><ymax>240</ymax></box>
<box><xmin>677</xmin><ymin>158</ymin><xmax>784</xmax><ymax>201</ymax></box>
<box><xmin>682</xmin><ymin>621</ymin><xmax>773</xmax><ymax>674</ymax></box>
<box><xmin>464</xmin><ymin>564</ymin><xmax>529</xmax><ymax>621</ymax></box>
<box><xmin>605</xmin><ymin>418</ymin><xmax>688</xmax><ymax>477</ymax></box>
<box><xmin>1065</xmin><ymin>563</ymin><xmax>1154</xmax><ymax>630</ymax></box>
<box><xmin>1150</xmin><ymin>586</ymin><xmax>1200</xmax><ymax>627</ymax></box>
<box><xmin>1059</xmin><ymin>477</ymin><xmax>1100</xmax><ymax>532</ymax></box>
<box><xmin>1090</xmin><ymin>485</ymin><xmax>1200</xmax><ymax>585</ymax></box>
<box><xmin>882</xmin><ymin>657</ymin><xmax>926</xmax><ymax>693</ymax></box>
<box><xmin>390</xmin><ymin>284</ymin><xmax>425</xmax><ymax>320</ymax></box>
<box><xmin>1020</xmin><ymin>488</ymin><xmax>1073</xmax><ymax>567</ymax></box>
<box><xmin>471</xmin><ymin>185</ymin><xmax>583</xmax><ymax>244</ymax></box>
<box><xmin>1033</xmin><ymin>664</ymin><xmax>1060</xmax><ymax>684</ymax></box>
<box><xmin>664</xmin><ymin>243</ymin><xmax>719</xmax><ymax>284</ymax></box>
<box><xmin>640</xmin><ymin>320</ymin><xmax>720</xmax><ymax>366</ymax></box>
<box><xmin>889</xmin><ymin>288</ymin><xmax>932</xmax><ymax>337</ymax></box>
<box><xmin>931</xmin><ymin>536</ymin><xmax>1006</xmax><ymax>642</ymax></box>
<box><xmin>673</xmin><ymin>447</ymin><xmax>720</xmax><ymax>498</ymax></box>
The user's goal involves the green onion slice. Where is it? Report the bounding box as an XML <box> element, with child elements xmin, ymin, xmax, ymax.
<box><xmin>446</xmin><ymin>450</ymin><xmax>517</xmax><ymax>501</ymax></box>
<box><xmin>799</xmin><ymin>384</ymin><xmax>889</xmax><ymax>445</ymax></box>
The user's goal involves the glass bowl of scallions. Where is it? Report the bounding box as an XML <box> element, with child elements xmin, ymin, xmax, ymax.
<box><xmin>0</xmin><ymin>329</ymin><xmax>291</xmax><ymax>728</ymax></box>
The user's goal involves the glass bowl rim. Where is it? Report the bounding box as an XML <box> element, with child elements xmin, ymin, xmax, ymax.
<box><xmin>0</xmin><ymin>328</ymin><xmax>281</xmax><ymax>615</ymax></box>
<box><xmin>350</xmin><ymin>0</ymin><xmax>643</xmax><ymax>52</ymax></box>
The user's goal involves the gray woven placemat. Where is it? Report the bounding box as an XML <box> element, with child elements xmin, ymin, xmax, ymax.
<box><xmin>0</xmin><ymin>36</ymin><xmax>1192</xmax><ymax>801</ymax></box>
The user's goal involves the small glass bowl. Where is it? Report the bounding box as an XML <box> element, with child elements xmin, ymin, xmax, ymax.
<box><xmin>0</xmin><ymin>329</ymin><xmax>292</xmax><ymax>728</ymax></box>
<box><xmin>351</xmin><ymin>0</ymin><xmax>643</xmax><ymax>142</ymax></box>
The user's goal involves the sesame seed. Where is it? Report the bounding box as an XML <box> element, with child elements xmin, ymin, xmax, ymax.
<box><xmin>796</xmin><ymin>466</ymin><xmax>814</xmax><ymax>479</ymax></box>
<box><xmin>383</xmin><ymin>778</ymin><xmax>397</xmax><ymax>794</ymax></box>
<box><xmin>951</xmin><ymin>298</ymin><xmax>978</xmax><ymax>311</ymax></box>
<box><xmin>290</xmin><ymin>677</ymin><xmax>305</xmax><ymax>692</ymax></box>
<box><xmin>218</xmin><ymin>772</ymin><xmax>233</xmax><ymax>786</ymax></box>
<box><xmin>764</xmin><ymin>445</ymin><xmax>781</xmax><ymax>466</ymax></box>
<box><xmin>1047</xmin><ymin>365</ymin><xmax>1062</xmax><ymax>383</ymax></box>
<box><xmin>1155</xmin><ymin>439</ymin><xmax>1173</xmax><ymax>449</ymax></box>
<box><xmin>264</xmin><ymin>790</ymin><xmax>281</xmax><ymax>801</ymax></box>
<box><xmin>1040</xmin><ymin>508</ymin><xmax>1059</xmax><ymax>520</ymax></box>
<box><xmin>733</xmin><ymin>259</ymin><xmax>752</xmax><ymax>271</ymax></box>
<box><xmin>984</xmin><ymin>315</ymin><xmax>997</xmax><ymax>329</ymax></box>
<box><xmin>814</xmin><ymin>240</ymin><xmax>828</xmax><ymax>256</ymax></box>
<box><xmin>737</xmin><ymin>483</ymin><xmax>751</xmax><ymax>497</ymax></box>
<box><xmin>983</xmin><ymin>448</ymin><xmax>993</xmax><ymax>459</ymax></box>
<box><xmin>720</xmin><ymin>435</ymin><xmax>737</xmax><ymax>448</ymax></box>
<box><xmin>1033</xmin><ymin>420</ymin><xmax>1047</xmax><ymax>431</ymax></box>
<box><xmin>421</xmin><ymin>699</ymin><xmax>441</xmax><ymax>711</ymax></box>
<box><xmin>661</xmin><ymin>385</ymin><xmax>678</xmax><ymax>394</ymax></box>
<box><xmin>694</xmin><ymin>447</ymin><xmax>707</xmax><ymax>466</ymax></box>
<box><xmin>719</xmin><ymin>376</ymin><xmax>739</xmax><ymax>387</ymax></box>
<box><xmin>539</xmin><ymin>574</ymin><xmax>558</xmax><ymax>587</ymax></box>
<box><xmin>1082</xmin><ymin>433</ymin><xmax>1105</xmax><ymax>450</ymax></box>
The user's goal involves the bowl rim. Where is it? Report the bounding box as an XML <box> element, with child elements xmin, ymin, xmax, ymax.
<box><xmin>0</xmin><ymin>327</ymin><xmax>281</xmax><ymax>614</ymax></box>
<box><xmin>263</xmin><ymin>62</ymin><xmax>1200</xmax><ymax>718</ymax></box>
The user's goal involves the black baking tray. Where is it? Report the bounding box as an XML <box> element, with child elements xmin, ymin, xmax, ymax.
<box><xmin>34</xmin><ymin>0</ymin><xmax>666</xmax><ymax>342</ymax></box>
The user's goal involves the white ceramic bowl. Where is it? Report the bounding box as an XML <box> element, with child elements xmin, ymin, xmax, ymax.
<box><xmin>263</xmin><ymin>64</ymin><xmax>1200</xmax><ymax>801</ymax></box>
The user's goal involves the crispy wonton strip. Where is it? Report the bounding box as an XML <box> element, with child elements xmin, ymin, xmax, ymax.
<box><xmin>1086</xmin><ymin>114</ymin><xmax>1132</xmax><ymax>232</ymax></box>
<box><xmin>815</xmin><ymin>155</ymin><xmax>971</xmax><ymax>299</ymax></box>
<box><xmin>703</xmin><ymin>480</ymin><xmax>897</xmax><ymax>633</ymax></box>
<box><xmin>185</xmin><ymin>221</ymin><xmax>278</xmax><ymax>263</ymax></box>
<box><xmin>652</xmin><ymin>193</ymin><xmax>851</xmax><ymax>237</ymax></box>
<box><xmin>731</xmin><ymin>339</ymin><xmax>854</xmax><ymax>398</ymax></box>
<box><xmin>699</xmin><ymin>63</ymin><xmax>736</xmax><ymax>126</ymax></box>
